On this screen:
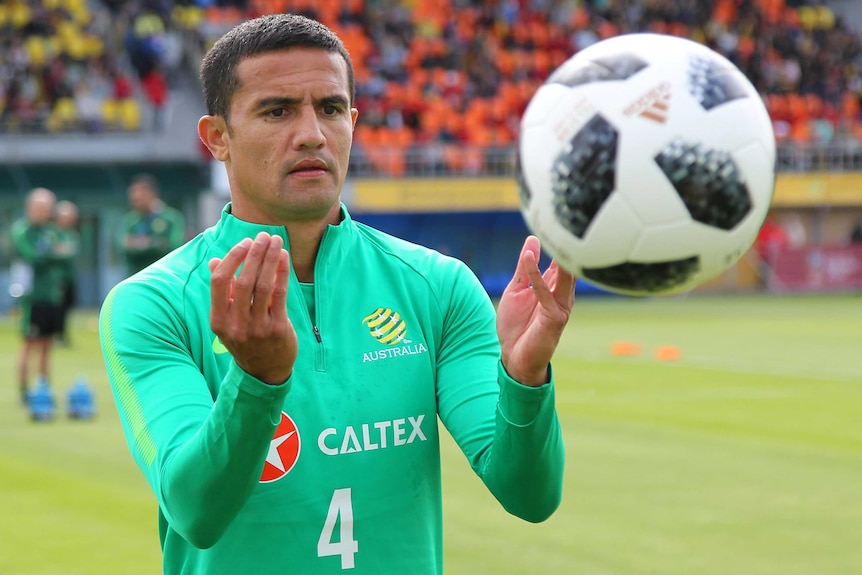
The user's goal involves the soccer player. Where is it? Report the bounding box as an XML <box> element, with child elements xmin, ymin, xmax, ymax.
<box><xmin>54</xmin><ymin>200</ymin><xmax>80</xmax><ymax>346</ymax></box>
<box><xmin>11</xmin><ymin>188</ymin><xmax>70</xmax><ymax>403</ymax></box>
<box><xmin>99</xmin><ymin>14</ymin><xmax>575</xmax><ymax>575</ymax></box>
<box><xmin>116</xmin><ymin>173</ymin><xmax>186</xmax><ymax>276</ymax></box>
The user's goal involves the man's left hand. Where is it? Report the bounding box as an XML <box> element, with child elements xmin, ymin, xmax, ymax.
<box><xmin>496</xmin><ymin>235</ymin><xmax>576</xmax><ymax>387</ymax></box>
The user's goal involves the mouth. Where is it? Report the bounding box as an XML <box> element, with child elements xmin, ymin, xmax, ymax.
<box><xmin>289</xmin><ymin>158</ymin><xmax>329</xmax><ymax>176</ymax></box>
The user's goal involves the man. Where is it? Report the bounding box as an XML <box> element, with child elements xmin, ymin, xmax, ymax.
<box><xmin>11</xmin><ymin>188</ymin><xmax>71</xmax><ymax>403</ymax></box>
<box><xmin>54</xmin><ymin>200</ymin><xmax>80</xmax><ymax>346</ymax></box>
<box><xmin>116</xmin><ymin>173</ymin><xmax>186</xmax><ymax>276</ymax></box>
<box><xmin>99</xmin><ymin>14</ymin><xmax>575</xmax><ymax>575</ymax></box>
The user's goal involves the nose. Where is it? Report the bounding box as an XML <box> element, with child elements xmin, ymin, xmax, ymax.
<box><xmin>293</xmin><ymin>107</ymin><xmax>325</xmax><ymax>150</ymax></box>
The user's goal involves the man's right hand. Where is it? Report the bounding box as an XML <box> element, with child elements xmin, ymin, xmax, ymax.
<box><xmin>209</xmin><ymin>231</ymin><xmax>297</xmax><ymax>385</ymax></box>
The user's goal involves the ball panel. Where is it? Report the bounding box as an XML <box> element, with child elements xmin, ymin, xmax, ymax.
<box><xmin>547</xmin><ymin>52</ymin><xmax>648</xmax><ymax>88</ymax></box>
<box><xmin>687</xmin><ymin>55</ymin><xmax>751</xmax><ymax>111</ymax></box>
<box><xmin>552</xmin><ymin>113</ymin><xmax>618</xmax><ymax>239</ymax></box>
<box><xmin>728</xmin><ymin>140</ymin><xmax>776</xmax><ymax>216</ymax></box>
<box><xmin>582</xmin><ymin>256</ymin><xmax>701</xmax><ymax>295</ymax></box>
<box><xmin>654</xmin><ymin>139</ymin><xmax>752</xmax><ymax>230</ymax></box>
<box><xmin>571</xmin><ymin>192</ymin><xmax>642</xmax><ymax>267</ymax></box>
<box><xmin>520</xmin><ymin>83</ymin><xmax>578</xmax><ymax>130</ymax></box>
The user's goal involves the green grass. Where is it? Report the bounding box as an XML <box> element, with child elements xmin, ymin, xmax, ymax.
<box><xmin>1</xmin><ymin>294</ymin><xmax>861</xmax><ymax>574</ymax></box>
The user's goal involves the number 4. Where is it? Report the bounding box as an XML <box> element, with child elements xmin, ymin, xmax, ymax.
<box><xmin>318</xmin><ymin>488</ymin><xmax>359</xmax><ymax>569</ymax></box>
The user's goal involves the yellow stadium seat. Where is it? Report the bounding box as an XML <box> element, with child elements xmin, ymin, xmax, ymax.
<box><xmin>47</xmin><ymin>97</ymin><xmax>78</xmax><ymax>132</ymax></box>
<box><xmin>25</xmin><ymin>36</ymin><xmax>46</xmax><ymax>66</ymax></box>
<box><xmin>10</xmin><ymin>1</ymin><xmax>31</xmax><ymax>28</ymax></box>
<box><xmin>119</xmin><ymin>99</ymin><xmax>142</xmax><ymax>131</ymax></box>
<box><xmin>101</xmin><ymin>99</ymin><xmax>119</xmax><ymax>128</ymax></box>
<box><xmin>83</xmin><ymin>34</ymin><xmax>103</xmax><ymax>57</ymax></box>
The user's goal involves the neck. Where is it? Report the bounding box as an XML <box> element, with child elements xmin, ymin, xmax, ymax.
<box><xmin>286</xmin><ymin>222</ymin><xmax>324</xmax><ymax>282</ymax></box>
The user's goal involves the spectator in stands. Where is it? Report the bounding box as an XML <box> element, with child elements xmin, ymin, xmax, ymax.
<box><xmin>116</xmin><ymin>174</ymin><xmax>186</xmax><ymax>276</ymax></box>
<box><xmin>850</xmin><ymin>219</ymin><xmax>862</xmax><ymax>244</ymax></box>
<box><xmin>141</xmin><ymin>63</ymin><xmax>169</xmax><ymax>130</ymax></box>
<box><xmin>54</xmin><ymin>200</ymin><xmax>81</xmax><ymax>347</ymax></box>
<box><xmin>4</xmin><ymin>0</ymin><xmax>862</xmax><ymax>170</ymax></box>
<box><xmin>9</xmin><ymin>188</ymin><xmax>72</xmax><ymax>404</ymax></box>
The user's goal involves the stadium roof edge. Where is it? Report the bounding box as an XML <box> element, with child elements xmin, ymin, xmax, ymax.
<box><xmin>0</xmin><ymin>132</ymin><xmax>206</xmax><ymax>165</ymax></box>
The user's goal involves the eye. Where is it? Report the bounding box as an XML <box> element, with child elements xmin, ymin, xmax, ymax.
<box><xmin>267</xmin><ymin>108</ymin><xmax>285</xmax><ymax>118</ymax></box>
<box><xmin>322</xmin><ymin>104</ymin><xmax>340</xmax><ymax>116</ymax></box>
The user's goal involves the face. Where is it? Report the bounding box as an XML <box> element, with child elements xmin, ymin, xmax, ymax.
<box><xmin>199</xmin><ymin>48</ymin><xmax>359</xmax><ymax>225</ymax></box>
<box><xmin>27</xmin><ymin>192</ymin><xmax>55</xmax><ymax>225</ymax></box>
<box><xmin>56</xmin><ymin>203</ymin><xmax>78</xmax><ymax>228</ymax></box>
<box><xmin>128</xmin><ymin>183</ymin><xmax>156</xmax><ymax>214</ymax></box>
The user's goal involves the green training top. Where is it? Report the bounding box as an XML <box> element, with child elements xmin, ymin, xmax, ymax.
<box><xmin>116</xmin><ymin>202</ymin><xmax>186</xmax><ymax>275</ymax></box>
<box><xmin>55</xmin><ymin>225</ymin><xmax>80</xmax><ymax>287</ymax></box>
<box><xmin>9</xmin><ymin>218</ymin><xmax>67</xmax><ymax>305</ymax></box>
<box><xmin>100</xmin><ymin>203</ymin><xmax>565</xmax><ymax>575</ymax></box>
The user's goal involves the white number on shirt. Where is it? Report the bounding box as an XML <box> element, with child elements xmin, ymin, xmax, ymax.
<box><xmin>318</xmin><ymin>488</ymin><xmax>358</xmax><ymax>569</ymax></box>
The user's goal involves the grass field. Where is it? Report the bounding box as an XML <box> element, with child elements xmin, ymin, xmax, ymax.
<box><xmin>1</xmin><ymin>294</ymin><xmax>861</xmax><ymax>574</ymax></box>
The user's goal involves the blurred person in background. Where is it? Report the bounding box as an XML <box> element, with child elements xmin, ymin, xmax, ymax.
<box><xmin>99</xmin><ymin>14</ymin><xmax>574</xmax><ymax>575</ymax></box>
<box><xmin>754</xmin><ymin>213</ymin><xmax>790</xmax><ymax>286</ymax></box>
<box><xmin>116</xmin><ymin>173</ymin><xmax>186</xmax><ymax>277</ymax></box>
<box><xmin>850</xmin><ymin>219</ymin><xmax>862</xmax><ymax>244</ymax></box>
<box><xmin>55</xmin><ymin>200</ymin><xmax>81</xmax><ymax>347</ymax></box>
<box><xmin>10</xmin><ymin>188</ymin><xmax>73</xmax><ymax>403</ymax></box>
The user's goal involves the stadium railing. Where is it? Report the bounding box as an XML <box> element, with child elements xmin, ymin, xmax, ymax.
<box><xmin>346</xmin><ymin>140</ymin><xmax>862</xmax><ymax>178</ymax></box>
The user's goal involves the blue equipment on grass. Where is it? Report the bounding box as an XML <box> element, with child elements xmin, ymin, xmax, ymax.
<box><xmin>66</xmin><ymin>376</ymin><xmax>95</xmax><ymax>420</ymax></box>
<box><xmin>28</xmin><ymin>376</ymin><xmax>56</xmax><ymax>422</ymax></box>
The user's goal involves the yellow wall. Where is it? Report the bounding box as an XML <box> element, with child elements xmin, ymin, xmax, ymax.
<box><xmin>772</xmin><ymin>172</ymin><xmax>862</xmax><ymax>207</ymax></box>
<box><xmin>350</xmin><ymin>172</ymin><xmax>862</xmax><ymax>213</ymax></box>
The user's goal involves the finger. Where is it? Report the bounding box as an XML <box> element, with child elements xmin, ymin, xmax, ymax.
<box><xmin>524</xmin><ymin>249</ymin><xmax>558</xmax><ymax>307</ymax></box>
<box><xmin>234</xmin><ymin>232</ymin><xmax>272</xmax><ymax>310</ymax></box>
<box><xmin>270</xmin><ymin>249</ymin><xmax>291</xmax><ymax>323</ymax></box>
<box><xmin>250</xmin><ymin>235</ymin><xmax>284</xmax><ymax>322</ymax></box>
<box><xmin>510</xmin><ymin>235</ymin><xmax>542</xmax><ymax>289</ymax></box>
<box><xmin>210</xmin><ymin>238</ymin><xmax>252</xmax><ymax>310</ymax></box>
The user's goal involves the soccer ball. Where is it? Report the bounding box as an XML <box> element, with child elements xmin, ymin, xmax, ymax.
<box><xmin>517</xmin><ymin>33</ymin><xmax>776</xmax><ymax>296</ymax></box>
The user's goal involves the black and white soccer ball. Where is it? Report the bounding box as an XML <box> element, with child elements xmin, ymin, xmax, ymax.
<box><xmin>518</xmin><ymin>33</ymin><xmax>776</xmax><ymax>295</ymax></box>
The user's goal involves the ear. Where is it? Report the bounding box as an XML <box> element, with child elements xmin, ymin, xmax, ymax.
<box><xmin>350</xmin><ymin>107</ymin><xmax>359</xmax><ymax>130</ymax></box>
<box><xmin>198</xmin><ymin>115</ymin><xmax>230</xmax><ymax>162</ymax></box>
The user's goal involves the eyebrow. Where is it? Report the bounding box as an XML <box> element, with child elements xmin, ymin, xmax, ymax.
<box><xmin>255</xmin><ymin>95</ymin><xmax>351</xmax><ymax>111</ymax></box>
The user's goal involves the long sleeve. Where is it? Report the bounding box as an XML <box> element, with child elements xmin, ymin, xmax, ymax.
<box><xmin>99</xmin><ymin>278</ymin><xmax>291</xmax><ymax>548</ymax></box>
<box><xmin>11</xmin><ymin>220</ymin><xmax>54</xmax><ymax>264</ymax></box>
<box><xmin>482</xmin><ymin>364</ymin><xmax>564</xmax><ymax>521</ymax></box>
<box><xmin>434</xmin><ymin>261</ymin><xmax>565</xmax><ymax>523</ymax></box>
<box><xmin>165</xmin><ymin>207</ymin><xmax>187</xmax><ymax>251</ymax></box>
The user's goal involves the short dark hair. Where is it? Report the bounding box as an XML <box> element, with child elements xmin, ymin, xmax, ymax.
<box><xmin>199</xmin><ymin>14</ymin><xmax>355</xmax><ymax>121</ymax></box>
<box><xmin>129</xmin><ymin>173</ymin><xmax>159</xmax><ymax>194</ymax></box>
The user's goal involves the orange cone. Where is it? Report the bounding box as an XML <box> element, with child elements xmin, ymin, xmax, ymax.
<box><xmin>611</xmin><ymin>341</ymin><xmax>643</xmax><ymax>357</ymax></box>
<box><xmin>654</xmin><ymin>345</ymin><xmax>682</xmax><ymax>362</ymax></box>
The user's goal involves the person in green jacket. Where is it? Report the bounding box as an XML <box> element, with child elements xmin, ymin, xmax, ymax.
<box><xmin>11</xmin><ymin>188</ymin><xmax>72</xmax><ymax>402</ymax></box>
<box><xmin>99</xmin><ymin>14</ymin><xmax>576</xmax><ymax>575</ymax></box>
<box><xmin>54</xmin><ymin>199</ymin><xmax>80</xmax><ymax>346</ymax></box>
<box><xmin>116</xmin><ymin>173</ymin><xmax>186</xmax><ymax>277</ymax></box>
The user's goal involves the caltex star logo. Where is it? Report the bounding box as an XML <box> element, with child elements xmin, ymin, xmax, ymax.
<box><xmin>260</xmin><ymin>412</ymin><xmax>301</xmax><ymax>483</ymax></box>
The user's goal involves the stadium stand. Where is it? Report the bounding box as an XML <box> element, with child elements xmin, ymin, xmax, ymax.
<box><xmin>2</xmin><ymin>0</ymin><xmax>862</xmax><ymax>175</ymax></box>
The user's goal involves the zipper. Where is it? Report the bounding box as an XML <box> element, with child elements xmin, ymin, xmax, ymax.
<box><xmin>311</xmin><ymin>227</ymin><xmax>330</xmax><ymax>372</ymax></box>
